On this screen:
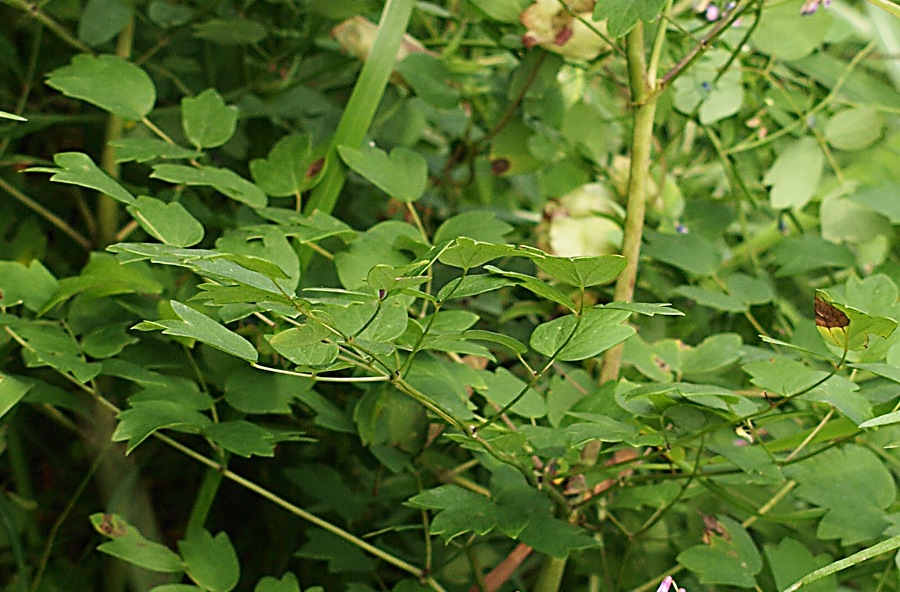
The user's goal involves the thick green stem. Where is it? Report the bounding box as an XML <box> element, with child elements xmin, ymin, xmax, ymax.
<box><xmin>96</xmin><ymin>20</ymin><xmax>134</xmax><ymax>247</ymax></box>
<box><xmin>533</xmin><ymin>556</ymin><xmax>567</xmax><ymax>592</ymax></box>
<box><xmin>303</xmin><ymin>0</ymin><xmax>415</xmax><ymax>217</ymax></box>
<box><xmin>599</xmin><ymin>23</ymin><xmax>660</xmax><ymax>384</ymax></box>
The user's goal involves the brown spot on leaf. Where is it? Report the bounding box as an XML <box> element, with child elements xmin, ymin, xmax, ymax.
<box><xmin>306</xmin><ymin>158</ymin><xmax>324</xmax><ymax>179</ymax></box>
<box><xmin>491</xmin><ymin>159</ymin><xmax>510</xmax><ymax>176</ymax></box>
<box><xmin>815</xmin><ymin>296</ymin><xmax>849</xmax><ymax>329</ymax></box>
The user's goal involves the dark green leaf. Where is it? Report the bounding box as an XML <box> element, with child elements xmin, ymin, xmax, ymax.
<box><xmin>530</xmin><ymin>308</ymin><xmax>634</xmax><ymax>361</ymax></box>
<box><xmin>594</xmin><ymin>0</ymin><xmax>667</xmax><ymax>37</ymax></box>
<box><xmin>204</xmin><ymin>421</ymin><xmax>276</xmax><ymax>458</ymax></box>
<box><xmin>531</xmin><ymin>253</ymin><xmax>625</xmax><ymax>288</ymax></box>
<box><xmin>250</xmin><ymin>134</ymin><xmax>326</xmax><ymax>197</ymax></box>
<box><xmin>136</xmin><ymin>300</ymin><xmax>258</xmax><ymax>362</ymax></box>
<box><xmin>338</xmin><ymin>144</ymin><xmax>427</xmax><ymax>203</ymax></box>
<box><xmin>438</xmin><ymin>239</ymin><xmax>518</xmax><ymax>270</ymax></box>
<box><xmin>151</xmin><ymin>164</ymin><xmax>267</xmax><ymax>208</ymax></box>
<box><xmin>127</xmin><ymin>196</ymin><xmax>204</xmax><ymax>247</ymax></box>
<box><xmin>182</xmin><ymin>89</ymin><xmax>239</xmax><ymax>150</ymax></box>
<box><xmin>27</xmin><ymin>152</ymin><xmax>135</xmax><ymax>204</ymax></box>
<box><xmin>0</xmin><ymin>373</ymin><xmax>31</xmax><ymax>420</ymax></box>
<box><xmin>90</xmin><ymin>513</ymin><xmax>183</xmax><ymax>573</ymax></box>
<box><xmin>112</xmin><ymin>400</ymin><xmax>211</xmax><ymax>452</ymax></box>
<box><xmin>111</xmin><ymin>137</ymin><xmax>197</xmax><ymax>163</ymax></box>
<box><xmin>677</xmin><ymin>516</ymin><xmax>762</xmax><ymax>587</ymax></box>
<box><xmin>179</xmin><ymin>529</ymin><xmax>240</xmax><ymax>592</ymax></box>
<box><xmin>485</xmin><ymin>265</ymin><xmax>576</xmax><ymax>311</ymax></box>
<box><xmin>0</xmin><ymin>260</ymin><xmax>58</xmax><ymax>312</ymax></box>
<box><xmin>46</xmin><ymin>55</ymin><xmax>155</xmax><ymax>120</ymax></box>
<box><xmin>193</xmin><ymin>19</ymin><xmax>267</xmax><ymax>45</ymax></box>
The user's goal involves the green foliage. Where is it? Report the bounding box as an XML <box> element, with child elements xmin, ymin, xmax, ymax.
<box><xmin>0</xmin><ymin>1</ymin><xmax>898</xmax><ymax>592</ymax></box>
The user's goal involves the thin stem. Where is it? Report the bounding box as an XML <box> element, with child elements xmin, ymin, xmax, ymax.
<box><xmin>0</xmin><ymin>176</ymin><xmax>92</xmax><ymax>251</ymax></box>
<box><xmin>0</xmin><ymin>0</ymin><xmax>93</xmax><ymax>54</ymax></box>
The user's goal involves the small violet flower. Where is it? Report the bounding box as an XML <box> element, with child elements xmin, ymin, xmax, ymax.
<box><xmin>657</xmin><ymin>575</ymin><xmax>687</xmax><ymax>592</ymax></box>
<box><xmin>801</xmin><ymin>0</ymin><xmax>832</xmax><ymax>15</ymax></box>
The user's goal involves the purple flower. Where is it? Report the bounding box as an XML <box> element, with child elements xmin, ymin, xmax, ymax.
<box><xmin>705</xmin><ymin>4</ymin><xmax>720</xmax><ymax>20</ymax></box>
<box><xmin>801</xmin><ymin>0</ymin><xmax>831</xmax><ymax>15</ymax></box>
<box><xmin>657</xmin><ymin>575</ymin><xmax>687</xmax><ymax>592</ymax></box>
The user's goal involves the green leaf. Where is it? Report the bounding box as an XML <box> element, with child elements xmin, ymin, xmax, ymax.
<box><xmin>193</xmin><ymin>19</ymin><xmax>267</xmax><ymax>45</ymax></box>
<box><xmin>764</xmin><ymin>137</ymin><xmax>824</xmax><ymax>209</ymax></box>
<box><xmin>531</xmin><ymin>253</ymin><xmax>625</xmax><ymax>288</ymax></box>
<box><xmin>111</xmin><ymin>137</ymin><xmax>198</xmax><ymax>163</ymax></box>
<box><xmin>642</xmin><ymin>230</ymin><xmax>721</xmax><ymax>276</ymax></box>
<box><xmin>467</xmin><ymin>0</ymin><xmax>530</xmax><ymax>22</ymax></box>
<box><xmin>127</xmin><ymin>196</ymin><xmax>204</xmax><ymax>247</ymax></box>
<box><xmin>15</xmin><ymin>322</ymin><xmax>102</xmax><ymax>383</ymax></box>
<box><xmin>726</xmin><ymin>273</ymin><xmax>774</xmax><ymax>305</ymax></box>
<box><xmin>112</xmin><ymin>400</ymin><xmax>212</xmax><ymax>452</ymax></box>
<box><xmin>771</xmin><ymin>235</ymin><xmax>854</xmax><ymax>276</ymax></box>
<box><xmin>752</xmin><ymin>0</ymin><xmax>833</xmax><ymax>60</ymax></box>
<box><xmin>224</xmin><ymin>366</ymin><xmax>313</xmax><ymax>415</ymax></box>
<box><xmin>682</xmin><ymin>333</ymin><xmax>743</xmax><ymax>375</ymax></box>
<box><xmin>813</xmin><ymin>290</ymin><xmax>897</xmax><ymax>352</ymax></box>
<box><xmin>673</xmin><ymin>49</ymin><xmax>744</xmax><ymax>124</ymax></box>
<box><xmin>204</xmin><ymin>421</ymin><xmax>276</xmax><ymax>458</ymax></box>
<box><xmin>530</xmin><ymin>308</ymin><xmax>635</xmax><ymax>361</ymax></box>
<box><xmin>433</xmin><ymin>211</ymin><xmax>512</xmax><ymax>244</ymax></box>
<box><xmin>90</xmin><ymin>513</ymin><xmax>183</xmax><ymax>573</ymax></box>
<box><xmin>678</xmin><ymin>516</ymin><xmax>762</xmax><ymax>587</ymax></box>
<box><xmin>0</xmin><ymin>110</ymin><xmax>26</xmax><ymax>121</ymax></box>
<box><xmin>825</xmin><ymin>107</ymin><xmax>884</xmax><ymax>151</ymax></box>
<box><xmin>849</xmin><ymin>182</ymin><xmax>900</xmax><ymax>223</ymax></box>
<box><xmin>337</xmin><ymin>144</ymin><xmax>427</xmax><ymax>203</ymax></box>
<box><xmin>266</xmin><ymin>324</ymin><xmax>339</xmax><ymax>368</ymax></box>
<box><xmin>254</xmin><ymin>573</ymin><xmax>301</xmax><ymax>592</ymax></box>
<box><xmin>0</xmin><ymin>260</ymin><xmax>59</xmax><ymax>312</ymax></box>
<box><xmin>782</xmin><ymin>535</ymin><xmax>900</xmax><ymax>592</ymax></box>
<box><xmin>478</xmin><ymin>368</ymin><xmax>546</xmax><ymax>418</ymax></box>
<box><xmin>250</xmin><ymin>134</ymin><xmax>326</xmax><ymax>197</ymax></box>
<box><xmin>82</xmin><ymin>321</ymin><xmax>140</xmax><ymax>358</ymax></box>
<box><xmin>394</xmin><ymin>53</ymin><xmax>460</xmax><ymax>109</ymax></box>
<box><xmin>366</xmin><ymin>264</ymin><xmax>429</xmax><ymax>294</ymax></box>
<box><xmin>436</xmin><ymin>275</ymin><xmax>514</xmax><ymax>301</ymax></box>
<box><xmin>78</xmin><ymin>0</ymin><xmax>133</xmax><ymax>46</ymax></box>
<box><xmin>604</xmin><ymin>302</ymin><xmax>683</xmax><ymax>316</ymax></box>
<box><xmin>27</xmin><ymin>152</ymin><xmax>135</xmax><ymax>204</ymax></box>
<box><xmin>0</xmin><ymin>373</ymin><xmax>31</xmax><ymax>421</ymax></box>
<box><xmin>137</xmin><ymin>300</ymin><xmax>258</xmax><ymax>362</ymax></box>
<box><xmin>295</xmin><ymin>529</ymin><xmax>375</xmax><ymax>574</ymax></box>
<box><xmin>406</xmin><ymin>485</ymin><xmax>495</xmax><ymax>542</ymax></box>
<box><xmin>593</xmin><ymin>0</ymin><xmax>667</xmax><ymax>37</ymax></box>
<box><xmin>182</xmin><ymin>89</ymin><xmax>239</xmax><ymax>150</ymax></box>
<box><xmin>179</xmin><ymin>529</ymin><xmax>240</xmax><ymax>592</ymax></box>
<box><xmin>463</xmin><ymin>330</ymin><xmax>528</xmax><ymax>355</ymax></box>
<box><xmin>151</xmin><ymin>164</ymin><xmax>267</xmax><ymax>208</ymax></box>
<box><xmin>784</xmin><ymin>444</ymin><xmax>894</xmax><ymax>545</ymax></box>
<box><xmin>438</xmin><ymin>239</ymin><xmax>517</xmax><ymax>270</ymax></box>
<box><xmin>484</xmin><ymin>265</ymin><xmax>576</xmax><ymax>311</ymax></box>
<box><xmin>354</xmin><ymin>384</ymin><xmax>427</xmax><ymax>454</ymax></box>
<box><xmin>765</xmin><ymin>538</ymin><xmax>834</xmax><ymax>592</ymax></box>
<box><xmin>46</xmin><ymin>55</ymin><xmax>155</xmax><ymax>120</ymax></box>
<box><xmin>675</xmin><ymin>285</ymin><xmax>747</xmax><ymax>313</ymax></box>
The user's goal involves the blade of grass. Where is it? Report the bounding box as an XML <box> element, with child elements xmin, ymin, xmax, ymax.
<box><xmin>303</xmin><ymin>0</ymin><xmax>416</xmax><ymax>217</ymax></box>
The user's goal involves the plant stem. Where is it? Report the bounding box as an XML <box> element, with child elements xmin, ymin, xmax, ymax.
<box><xmin>96</xmin><ymin>19</ymin><xmax>134</xmax><ymax>247</ymax></box>
<box><xmin>304</xmin><ymin>0</ymin><xmax>415</xmax><ymax>218</ymax></box>
<box><xmin>599</xmin><ymin>22</ymin><xmax>661</xmax><ymax>385</ymax></box>
<box><xmin>533</xmin><ymin>556</ymin><xmax>567</xmax><ymax>592</ymax></box>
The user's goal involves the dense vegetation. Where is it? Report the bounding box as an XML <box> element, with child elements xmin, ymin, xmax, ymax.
<box><xmin>0</xmin><ymin>0</ymin><xmax>898</xmax><ymax>591</ymax></box>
